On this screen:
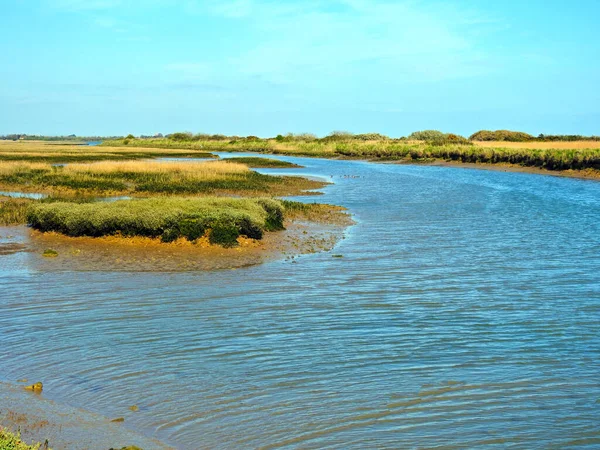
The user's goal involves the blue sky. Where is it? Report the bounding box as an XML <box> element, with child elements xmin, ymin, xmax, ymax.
<box><xmin>1</xmin><ymin>0</ymin><xmax>599</xmax><ymax>137</ymax></box>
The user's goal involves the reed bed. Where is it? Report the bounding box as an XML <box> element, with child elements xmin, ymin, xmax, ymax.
<box><xmin>0</xmin><ymin>197</ymin><xmax>32</xmax><ymax>225</ymax></box>
<box><xmin>27</xmin><ymin>197</ymin><xmax>286</xmax><ymax>247</ymax></box>
<box><xmin>66</xmin><ymin>160</ymin><xmax>249</xmax><ymax>177</ymax></box>
<box><xmin>222</xmin><ymin>157</ymin><xmax>302</xmax><ymax>168</ymax></box>
<box><xmin>105</xmin><ymin>138</ymin><xmax>600</xmax><ymax>173</ymax></box>
<box><xmin>0</xmin><ymin>160</ymin><xmax>325</xmax><ymax>196</ymax></box>
<box><xmin>0</xmin><ymin>141</ymin><xmax>214</xmax><ymax>162</ymax></box>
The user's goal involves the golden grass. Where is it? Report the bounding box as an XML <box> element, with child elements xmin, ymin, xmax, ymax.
<box><xmin>66</xmin><ymin>160</ymin><xmax>249</xmax><ymax>177</ymax></box>
<box><xmin>0</xmin><ymin>161</ymin><xmax>48</xmax><ymax>175</ymax></box>
<box><xmin>473</xmin><ymin>141</ymin><xmax>600</xmax><ymax>150</ymax></box>
<box><xmin>0</xmin><ymin>141</ymin><xmax>216</xmax><ymax>162</ymax></box>
<box><xmin>0</xmin><ymin>159</ymin><xmax>327</xmax><ymax>197</ymax></box>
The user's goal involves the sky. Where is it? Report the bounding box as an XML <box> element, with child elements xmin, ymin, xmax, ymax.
<box><xmin>1</xmin><ymin>0</ymin><xmax>599</xmax><ymax>137</ymax></box>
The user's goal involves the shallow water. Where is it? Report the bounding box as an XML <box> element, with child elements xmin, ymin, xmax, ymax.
<box><xmin>1</xmin><ymin>155</ymin><xmax>600</xmax><ymax>449</ymax></box>
<box><xmin>0</xmin><ymin>191</ymin><xmax>48</xmax><ymax>199</ymax></box>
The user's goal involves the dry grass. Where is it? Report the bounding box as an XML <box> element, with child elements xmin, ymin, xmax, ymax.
<box><xmin>0</xmin><ymin>141</ymin><xmax>215</xmax><ymax>162</ymax></box>
<box><xmin>66</xmin><ymin>160</ymin><xmax>249</xmax><ymax>177</ymax></box>
<box><xmin>473</xmin><ymin>140</ymin><xmax>600</xmax><ymax>150</ymax></box>
<box><xmin>0</xmin><ymin>159</ymin><xmax>326</xmax><ymax>197</ymax></box>
<box><xmin>0</xmin><ymin>162</ymin><xmax>48</xmax><ymax>175</ymax></box>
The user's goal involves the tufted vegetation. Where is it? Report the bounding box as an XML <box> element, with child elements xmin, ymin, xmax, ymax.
<box><xmin>27</xmin><ymin>197</ymin><xmax>286</xmax><ymax>247</ymax></box>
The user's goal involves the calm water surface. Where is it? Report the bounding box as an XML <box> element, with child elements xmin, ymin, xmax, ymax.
<box><xmin>1</xmin><ymin>155</ymin><xmax>600</xmax><ymax>449</ymax></box>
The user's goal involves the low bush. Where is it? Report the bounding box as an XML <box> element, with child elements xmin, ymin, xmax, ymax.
<box><xmin>408</xmin><ymin>130</ymin><xmax>446</xmax><ymax>141</ymax></box>
<box><xmin>469</xmin><ymin>130</ymin><xmax>535</xmax><ymax>142</ymax></box>
<box><xmin>26</xmin><ymin>197</ymin><xmax>286</xmax><ymax>247</ymax></box>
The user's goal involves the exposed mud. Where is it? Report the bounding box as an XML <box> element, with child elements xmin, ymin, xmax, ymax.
<box><xmin>0</xmin><ymin>382</ymin><xmax>172</xmax><ymax>450</ymax></box>
<box><xmin>0</xmin><ymin>206</ymin><xmax>352</xmax><ymax>272</ymax></box>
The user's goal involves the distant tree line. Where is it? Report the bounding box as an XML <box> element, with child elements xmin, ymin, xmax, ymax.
<box><xmin>469</xmin><ymin>130</ymin><xmax>600</xmax><ymax>142</ymax></box>
<box><xmin>3</xmin><ymin>130</ymin><xmax>599</xmax><ymax>144</ymax></box>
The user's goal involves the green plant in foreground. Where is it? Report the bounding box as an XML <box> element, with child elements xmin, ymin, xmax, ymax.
<box><xmin>0</xmin><ymin>428</ymin><xmax>45</xmax><ymax>450</ymax></box>
<box><xmin>27</xmin><ymin>197</ymin><xmax>287</xmax><ymax>247</ymax></box>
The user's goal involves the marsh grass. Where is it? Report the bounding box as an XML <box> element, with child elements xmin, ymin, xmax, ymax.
<box><xmin>101</xmin><ymin>137</ymin><xmax>600</xmax><ymax>173</ymax></box>
<box><xmin>0</xmin><ymin>141</ymin><xmax>214</xmax><ymax>163</ymax></box>
<box><xmin>27</xmin><ymin>197</ymin><xmax>286</xmax><ymax>247</ymax></box>
<box><xmin>222</xmin><ymin>157</ymin><xmax>302</xmax><ymax>168</ymax></box>
<box><xmin>0</xmin><ymin>197</ymin><xmax>32</xmax><ymax>225</ymax></box>
<box><xmin>0</xmin><ymin>160</ymin><xmax>325</xmax><ymax>197</ymax></box>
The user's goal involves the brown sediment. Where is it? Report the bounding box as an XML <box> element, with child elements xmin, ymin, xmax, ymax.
<box><xmin>0</xmin><ymin>382</ymin><xmax>172</xmax><ymax>450</ymax></box>
<box><xmin>2</xmin><ymin>205</ymin><xmax>352</xmax><ymax>272</ymax></box>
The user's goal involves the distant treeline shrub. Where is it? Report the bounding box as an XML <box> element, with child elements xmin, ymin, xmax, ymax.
<box><xmin>469</xmin><ymin>130</ymin><xmax>600</xmax><ymax>142</ymax></box>
<box><xmin>275</xmin><ymin>133</ymin><xmax>318</xmax><ymax>142</ymax></box>
<box><xmin>537</xmin><ymin>134</ymin><xmax>600</xmax><ymax>142</ymax></box>
<box><xmin>469</xmin><ymin>130</ymin><xmax>535</xmax><ymax>142</ymax></box>
<box><xmin>408</xmin><ymin>130</ymin><xmax>446</xmax><ymax>141</ymax></box>
<box><xmin>408</xmin><ymin>130</ymin><xmax>471</xmax><ymax>146</ymax></box>
<box><xmin>27</xmin><ymin>197</ymin><xmax>286</xmax><ymax>247</ymax></box>
<box><xmin>354</xmin><ymin>133</ymin><xmax>391</xmax><ymax>141</ymax></box>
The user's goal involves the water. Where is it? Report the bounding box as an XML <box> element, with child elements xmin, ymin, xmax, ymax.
<box><xmin>1</xmin><ymin>156</ymin><xmax>600</xmax><ymax>449</ymax></box>
<box><xmin>0</xmin><ymin>191</ymin><xmax>48</xmax><ymax>199</ymax></box>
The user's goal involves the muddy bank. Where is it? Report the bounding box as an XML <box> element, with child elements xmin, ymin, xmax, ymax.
<box><xmin>384</xmin><ymin>159</ymin><xmax>600</xmax><ymax>181</ymax></box>
<box><xmin>0</xmin><ymin>382</ymin><xmax>172</xmax><ymax>450</ymax></box>
<box><xmin>0</xmin><ymin>208</ymin><xmax>352</xmax><ymax>272</ymax></box>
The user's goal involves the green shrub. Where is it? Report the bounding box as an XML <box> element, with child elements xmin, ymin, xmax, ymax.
<box><xmin>429</xmin><ymin>133</ymin><xmax>472</xmax><ymax>146</ymax></box>
<box><xmin>26</xmin><ymin>197</ymin><xmax>287</xmax><ymax>247</ymax></box>
<box><xmin>469</xmin><ymin>130</ymin><xmax>534</xmax><ymax>142</ymax></box>
<box><xmin>354</xmin><ymin>133</ymin><xmax>390</xmax><ymax>141</ymax></box>
<box><xmin>169</xmin><ymin>132</ymin><xmax>194</xmax><ymax>141</ymax></box>
<box><xmin>408</xmin><ymin>130</ymin><xmax>446</xmax><ymax>141</ymax></box>
<box><xmin>209</xmin><ymin>221</ymin><xmax>240</xmax><ymax>247</ymax></box>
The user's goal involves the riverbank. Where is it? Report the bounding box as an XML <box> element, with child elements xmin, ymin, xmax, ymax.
<box><xmin>0</xmin><ymin>202</ymin><xmax>352</xmax><ymax>271</ymax></box>
<box><xmin>398</xmin><ymin>159</ymin><xmax>600</xmax><ymax>181</ymax></box>
<box><xmin>101</xmin><ymin>137</ymin><xmax>600</xmax><ymax>174</ymax></box>
<box><xmin>0</xmin><ymin>382</ymin><xmax>172</xmax><ymax>450</ymax></box>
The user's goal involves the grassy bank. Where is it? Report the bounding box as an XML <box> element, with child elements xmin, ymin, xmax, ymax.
<box><xmin>0</xmin><ymin>160</ymin><xmax>325</xmax><ymax>197</ymax></box>
<box><xmin>222</xmin><ymin>157</ymin><xmax>302</xmax><ymax>168</ymax></box>
<box><xmin>0</xmin><ymin>427</ymin><xmax>45</xmax><ymax>449</ymax></box>
<box><xmin>28</xmin><ymin>197</ymin><xmax>288</xmax><ymax>247</ymax></box>
<box><xmin>0</xmin><ymin>141</ymin><xmax>215</xmax><ymax>163</ymax></box>
<box><xmin>102</xmin><ymin>137</ymin><xmax>600</xmax><ymax>174</ymax></box>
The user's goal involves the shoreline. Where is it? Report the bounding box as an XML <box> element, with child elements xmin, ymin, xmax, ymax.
<box><xmin>0</xmin><ymin>206</ymin><xmax>353</xmax><ymax>272</ymax></box>
<box><xmin>0</xmin><ymin>211</ymin><xmax>353</xmax><ymax>448</ymax></box>
<box><xmin>283</xmin><ymin>153</ymin><xmax>600</xmax><ymax>182</ymax></box>
<box><xmin>0</xmin><ymin>381</ymin><xmax>172</xmax><ymax>450</ymax></box>
<box><xmin>418</xmin><ymin>159</ymin><xmax>600</xmax><ymax>181</ymax></box>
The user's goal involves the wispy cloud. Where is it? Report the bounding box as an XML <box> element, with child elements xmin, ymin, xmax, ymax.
<box><xmin>47</xmin><ymin>0</ymin><xmax>123</xmax><ymax>11</ymax></box>
<box><xmin>170</xmin><ymin>0</ymin><xmax>499</xmax><ymax>92</ymax></box>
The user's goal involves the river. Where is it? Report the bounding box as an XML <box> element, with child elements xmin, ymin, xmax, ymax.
<box><xmin>1</xmin><ymin>154</ymin><xmax>600</xmax><ymax>448</ymax></box>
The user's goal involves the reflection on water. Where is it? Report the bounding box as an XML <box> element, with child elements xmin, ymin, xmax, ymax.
<box><xmin>1</xmin><ymin>155</ymin><xmax>600</xmax><ymax>449</ymax></box>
